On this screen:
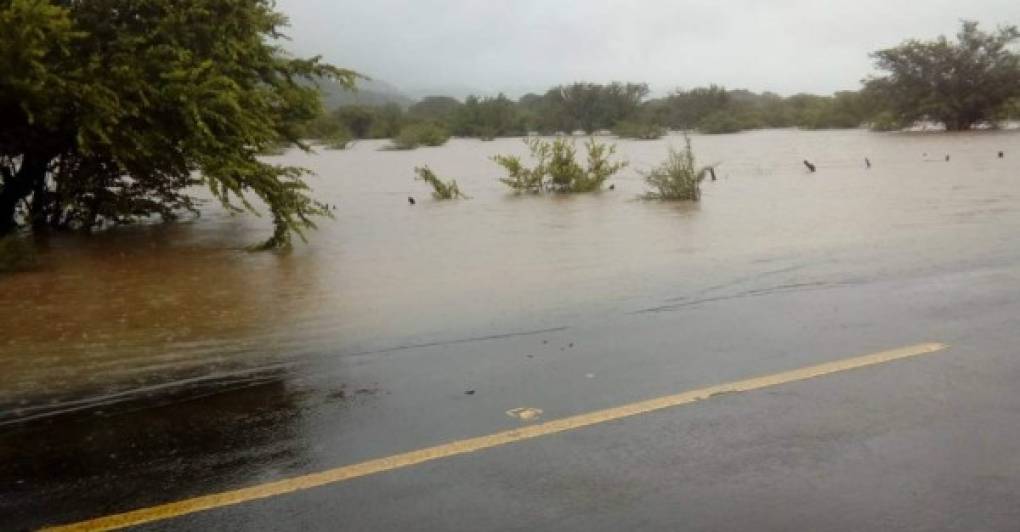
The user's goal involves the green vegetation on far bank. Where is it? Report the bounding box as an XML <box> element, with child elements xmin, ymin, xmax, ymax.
<box><xmin>299</xmin><ymin>20</ymin><xmax>1020</xmax><ymax>148</ymax></box>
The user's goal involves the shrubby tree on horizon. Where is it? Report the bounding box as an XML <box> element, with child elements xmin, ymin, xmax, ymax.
<box><xmin>451</xmin><ymin>94</ymin><xmax>527</xmax><ymax>138</ymax></box>
<box><xmin>865</xmin><ymin>20</ymin><xmax>1020</xmax><ymax>131</ymax></box>
<box><xmin>0</xmin><ymin>0</ymin><xmax>357</xmax><ymax>247</ymax></box>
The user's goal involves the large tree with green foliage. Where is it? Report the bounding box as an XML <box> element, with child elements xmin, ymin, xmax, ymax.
<box><xmin>865</xmin><ymin>20</ymin><xmax>1020</xmax><ymax>131</ymax></box>
<box><xmin>0</xmin><ymin>0</ymin><xmax>356</xmax><ymax>247</ymax></box>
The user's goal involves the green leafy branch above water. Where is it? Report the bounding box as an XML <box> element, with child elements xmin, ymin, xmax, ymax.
<box><xmin>492</xmin><ymin>137</ymin><xmax>627</xmax><ymax>194</ymax></box>
<box><xmin>642</xmin><ymin>134</ymin><xmax>717</xmax><ymax>201</ymax></box>
<box><xmin>414</xmin><ymin>166</ymin><xmax>468</xmax><ymax>200</ymax></box>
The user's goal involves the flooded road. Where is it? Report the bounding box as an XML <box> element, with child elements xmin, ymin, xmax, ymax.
<box><xmin>2</xmin><ymin>128</ymin><xmax>1017</xmax><ymax>420</ymax></box>
<box><xmin>4</xmin><ymin>128</ymin><xmax>1020</xmax><ymax>530</ymax></box>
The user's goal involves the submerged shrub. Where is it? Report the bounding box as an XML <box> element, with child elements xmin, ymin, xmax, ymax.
<box><xmin>492</xmin><ymin>137</ymin><xmax>627</xmax><ymax>193</ymax></box>
<box><xmin>543</xmin><ymin>138</ymin><xmax>585</xmax><ymax>191</ymax></box>
<box><xmin>576</xmin><ymin>138</ymin><xmax>628</xmax><ymax>192</ymax></box>
<box><xmin>614</xmin><ymin>120</ymin><xmax>667</xmax><ymax>140</ymax></box>
<box><xmin>491</xmin><ymin>152</ymin><xmax>545</xmax><ymax>193</ymax></box>
<box><xmin>414</xmin><ymin>166</ymin><xmax>468</xmax><ymax>199</ymax></box>
<box><xmin>390</xmin><ymin>123</ymin><xmax>451</xmax><ymax>150</ymax></box>
<box><xmin>0</xmin><ymin>235</ymin><xmax>38</xmax><ymax>273</ymax></box>
<box><xmin>323</xmin><ymin>129</ymin><xmax>354</xmax><ymax>150</ymax></box>
<box><xmin>642</xmin><ymin>134</ymin><xmax>714</xmax><ymax>201</ymax></box>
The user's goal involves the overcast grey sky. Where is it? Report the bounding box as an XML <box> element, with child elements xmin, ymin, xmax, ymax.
<box><xmin>277</xmin><ymin>0</ymin><xmax>1020</xmax><ymax>98</ymax></box>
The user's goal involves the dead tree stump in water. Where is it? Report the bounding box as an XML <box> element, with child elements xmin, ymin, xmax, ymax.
<box><xmin>803</xmin><ymin>160</ymin><xmax>816</xmax><ymax>172</ymax></box>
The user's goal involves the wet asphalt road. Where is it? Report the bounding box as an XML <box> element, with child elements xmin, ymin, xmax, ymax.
<box><xmin>4</xmin><ymin>254</ymin><xmax>1020</xmax><ymax>531</ymax></box>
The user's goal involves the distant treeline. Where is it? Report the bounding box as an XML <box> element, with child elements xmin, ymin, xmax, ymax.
<box><xmin>301</xmin><ymin>20</ymin><xmax>1020</xmax><ymax>145</ymax></box>
<box><xmin>302</xmin><ymin>83</ymin><xmax>887</xmax><ymax>142</ymax></box>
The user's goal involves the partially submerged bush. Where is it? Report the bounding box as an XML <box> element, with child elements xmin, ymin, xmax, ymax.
<box><xmin>0</xmin><ymin>234</ymin><xmax>38</xmax><ymax>273</ymax></box>
<box><xmin>323</xmin><ymin>129</ymin><xmax>354</xmax><ymax>150</ymax></box>
<box><xmin>390</xmin><ymin>123</ymin><xmax>451</xmax><ymax>150</ymax></box>
<box><xmin>492</xmin><ymin>137</ymin><xmax>627</xmax><ymax>193</ymax></box>
<box><xmin>614</xmin><ymin>120</ymin><xmax>667</xmax><ymax>140</ymax></box>
<box><xmin>414</xmin><ymin>166</ymin><xmax>468</xmax><ymax>199</ymax></box>
<box><xmin>490</xmin><ymin>151</ymin><xmax>545</xmax><ymax>193</ymax></box>
<box><xmin>642</xmin><ymin>134</ymin><xmax>714</xmax><ymax>201</ymax></box>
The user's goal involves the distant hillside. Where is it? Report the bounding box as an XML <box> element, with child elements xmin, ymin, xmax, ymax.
<box><xmin>314</xmin><ymin>76</ymin><xmax>414</xmax><ymax>109</ymax></box>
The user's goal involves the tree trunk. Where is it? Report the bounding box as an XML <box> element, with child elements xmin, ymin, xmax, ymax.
<box><xmin>29</xmin><ymin>172</ymin><xmax>50</xmax><ymax>231</ymax></box>
<box><xmin>0</xmin><ymin>155</ymin><xmax>50</xmax><ymax>236</ymax></box>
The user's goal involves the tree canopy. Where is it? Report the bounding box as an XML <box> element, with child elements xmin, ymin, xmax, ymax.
<box><xmin>865</xmin><ymin>20</ymin><xmax>1020</xmax><ymax>131</ymax></box>
<box><xmin>0</xmin><ymin>0</ymin><xmax>356</xmax><ymax>247</ymax></box>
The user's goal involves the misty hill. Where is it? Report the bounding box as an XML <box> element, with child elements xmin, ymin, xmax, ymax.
<box><xmin>314</xmin><ymin>76</ymin><xmax>414</xmax><ymax>109</ymax></box>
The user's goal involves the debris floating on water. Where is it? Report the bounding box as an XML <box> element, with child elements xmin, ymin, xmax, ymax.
<box><xmin>506</xmin><ymin>407</ymin><xmax>543</xmax><ymax>421</ymax></box>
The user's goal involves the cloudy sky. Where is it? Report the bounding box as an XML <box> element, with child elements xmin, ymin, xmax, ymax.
<box><xmin>276</xmin><ymin>0</ymin><xmax>1020</xmax><ymax>98</ymax></box>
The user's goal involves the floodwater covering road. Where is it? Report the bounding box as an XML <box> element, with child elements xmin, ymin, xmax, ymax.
<box><xmin>2</xmin><ymin>129</ymin><xmax>1020</xmax><ymax>530</ymax></box>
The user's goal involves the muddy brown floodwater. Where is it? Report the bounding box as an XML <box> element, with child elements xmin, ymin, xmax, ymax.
<box><xmin>1</xmin><ymin>128</ymin><xmax>1018</xmax><ymax>423</ymax></box>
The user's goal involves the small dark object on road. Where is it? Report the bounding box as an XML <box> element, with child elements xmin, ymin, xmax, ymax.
<box><xmin>709</xmin><ymin>167</ymin><xmax>717</xmax><ymax>181</ymax></box>
<box><xmin>999</xmin><ymin>151</ymin><xmax>1005</xmax><ymax>158</ymax></box>
<box><xmin>464</xmin><ymin>390</ymin><xmax>475</xmax><ymax>395</ymax></box>
<box><xmin>865</xmin><ymin>158</ymin><xmax>871</xmax><ymax>169</ymax></box>
<box><xmin>408</xmin><ymin>196</ymin><xmax>416</xmax><ymax>205</ymax></box>
<box><xmin>609</xmin><ymin>184</ymin><xmax>615</xmax><ymax>190</ymax></box>
<box><xmin>803</xmin><ymin>160</ymin><xmax>816</xmax><ymax>172</ymax></box>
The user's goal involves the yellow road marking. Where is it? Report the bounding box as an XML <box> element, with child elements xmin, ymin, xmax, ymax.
<box><xmin>44</xmin><ymin>342</ymin><xmax>946</xmax><ymax>531</ymax></box>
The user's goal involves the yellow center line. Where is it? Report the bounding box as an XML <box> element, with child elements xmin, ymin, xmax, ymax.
<box><xmin>43</xmin><ymin>342</ymin><xmax>947</xmax><ymax>531</ymax></box>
